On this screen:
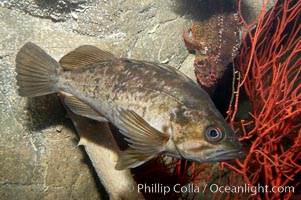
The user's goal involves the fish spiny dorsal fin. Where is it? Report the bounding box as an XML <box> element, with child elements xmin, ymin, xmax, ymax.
<box><xmin>59</xmin><ymin>45</ymin><xmax>118</xmax><ymax>71</ymax></box>
<box><xmin>122</xmin><ymin>58</ymin><xmax>192</xmax><ymax>81</ymax></box>
<box><xmin>115</xmin><ymin>108</ymin><xmax>170</xmax><ymax>170</ymax></box>
<box><xmin>64</xmin><ymin>95</ymin><xmax>108</xmax><ymax>122</ymax></box>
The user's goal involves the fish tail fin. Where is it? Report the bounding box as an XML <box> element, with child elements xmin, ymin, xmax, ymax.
<box><xmin>15</xmin><ymin>42</ymin><xmax>61</xmax><ymax>97</ymax></box>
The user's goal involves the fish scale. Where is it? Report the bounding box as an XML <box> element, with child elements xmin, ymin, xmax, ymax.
<box><xmin>15</xmin><ymin>42</ymin><xmax>244</xmax><ymax>170</ymax></box>
<box><xmin>62</xmin><ymin>63</ymin><xmax>175</xmax><ymax>125</ymax></box>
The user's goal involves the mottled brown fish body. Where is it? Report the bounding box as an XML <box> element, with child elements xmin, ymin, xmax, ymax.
<box><xmin>60</xmin><ymin>58</ymin><xmax>214</xmax><ymax>131</ymax></box>
<box><xmin>15</xmin><ymin>42</ymin><xmax>243</xmax><ymax>170</ymax></box>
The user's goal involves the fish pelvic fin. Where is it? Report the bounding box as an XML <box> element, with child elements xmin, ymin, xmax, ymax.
<box><xmin>59</xmin><ymin>45</ymin><xmax>118</xmax><ymax>71</ymax></box>
<box><xmin>115</xmin><ymin>148</ymin><xmax>156</xmax><ymax>170</ymax></box>
<box><xmin>15</xmin><ymin>42</ymin><xmax>61</xmax><ymax>97</ymax></box>
<box><xmin>64</xmin><ymin>95</ymin><xmax>108</xmax><ymax>122</ymax></box>
<box><xmin>115</xmin><ymin>108</ymin><xmax>170</xmax><ymax>170</ymax></box>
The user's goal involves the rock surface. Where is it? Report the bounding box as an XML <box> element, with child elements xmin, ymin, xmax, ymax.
<box><xmin>0</xmin><ymin>0</ymin><xmax>191</xmax><ymax>199</ymax></box>
<box><xmin>0</xmin><ymin>0</ymin><xmax>273</xmax><ymax>199</ymax></box>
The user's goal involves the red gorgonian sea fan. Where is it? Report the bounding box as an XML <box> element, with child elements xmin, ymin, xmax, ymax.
<box><xmin>225</xmin><ymin>0</ymin><xmax>301</xmax><ymax>199</ymax></box>
<box><xmin>177</xmin><ymin>0</ymin><xmax>300</xmax><ymax>199</ymax></box>
<box><xmin>135</xmin><ymin>0</ymin><xmax>300</xmax><ymax>199</ymax></box>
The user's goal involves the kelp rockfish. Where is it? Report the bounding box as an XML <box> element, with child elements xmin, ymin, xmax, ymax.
<box><xmin>15</xmin><ymin>42</ymin><xmax>243</xmax><ymax>170</ymax></box>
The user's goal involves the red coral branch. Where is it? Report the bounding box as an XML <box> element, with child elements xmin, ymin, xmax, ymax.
<box><xmin>225</xmin><ymin>0</ymin><xmax>301</xmax><ymax>199</ymax></box>
<box><xmin>139</xmin><ymin>1</ymin><xmax>300</xmax><ymax>199</ymax></box>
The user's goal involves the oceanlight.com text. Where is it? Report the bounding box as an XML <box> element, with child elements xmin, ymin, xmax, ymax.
<box><xmin>208</xmin><ymin>183</ymin><xmax>295</xmax><ymax>195</ymax></box>
<box><xmin>136</xmin><ymin>183</ymin><xmax>295</xmax><ymax>196</ymax></box>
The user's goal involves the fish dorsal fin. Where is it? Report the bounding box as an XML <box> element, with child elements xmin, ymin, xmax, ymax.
<box><xmin>122</xmin><ymin>58</ymin><xmax>191</xmax><ymax>81</ymax></box>
<box><xmin>59</xmin><ymin>45</ymin><xmax>117</xmax><ymax>70</ymax></box>
<box><xmin>64</xmin><ymin>95</ymin><xmax>108</xmax><ymax>122</ymax></box>
<box><xmin>115</xmin><ymin>108</ymin><xmax>170</xmax><ymax>170</ymax></box>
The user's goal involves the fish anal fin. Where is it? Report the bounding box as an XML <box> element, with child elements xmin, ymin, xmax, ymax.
<box><xmin>59</xmin><ymin>45</ymin><xmax>118</xmax><ymax>70</ymax></box>
<box><xmin>64</xmin><ymin>96</ymin><xmax>108</xmax><ymax>122</ymax></box>
<box><xmin>115</xmin><ymin>148</ymin><xmax>155</xmax><ymax>170</ymax></box>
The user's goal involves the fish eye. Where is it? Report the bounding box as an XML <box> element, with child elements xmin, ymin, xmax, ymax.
<box><xmin>205</xmin><ymin>126</ymin><xmax>223</xmax><ymax>143</ymax></box>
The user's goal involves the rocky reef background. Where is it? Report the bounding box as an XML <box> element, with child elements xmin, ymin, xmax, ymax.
<box><xmin>0</xmin><ymin>0</ymin><xmax>267</xmax><ymax>199</ymax></box>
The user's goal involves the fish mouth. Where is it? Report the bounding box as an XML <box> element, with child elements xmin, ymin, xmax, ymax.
<box><xmin>202</xmin><ymin>149</ymin><xmax>244</xmax><ymax>162</ymax></box>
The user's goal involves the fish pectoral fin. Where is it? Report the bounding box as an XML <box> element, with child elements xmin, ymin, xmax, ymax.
<box><xmin>115</xmin><ymin>148</ymin><xmax>156</xmax><ymax>170</ymax></box>
<box><xmin>59</xmin><ymin>45</ymin><xmax>118</xmax><ymax>70</ymax></box>
<box><xmin>64</xmin><ymin>96</ymin><xmax>108</xmax><ymax>122</ymax></box>
<box><xmin>115</xmin><ymin>108</ymin><xmax>170</xmax><ymax>169</ymax></box>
